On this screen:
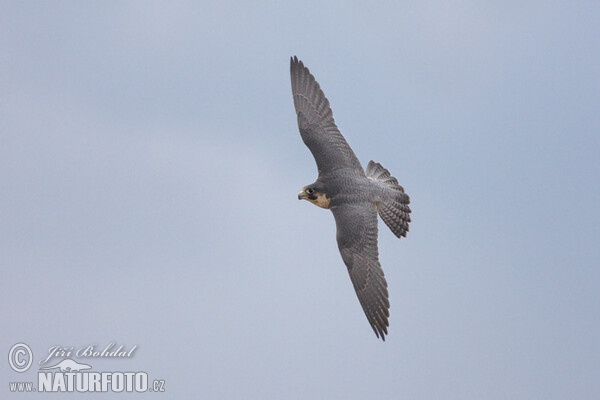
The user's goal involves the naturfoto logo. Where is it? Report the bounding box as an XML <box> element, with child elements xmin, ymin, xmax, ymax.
<box><xmin>8</xmin><ymin>342</ymin><xmax>164</xmax><ymax>394</ymax></box>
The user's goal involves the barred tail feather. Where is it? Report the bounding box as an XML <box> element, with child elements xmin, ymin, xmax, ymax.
<box><xmin>366</xmin><ymin>161</ymin><xmax>411</xmax><ymax>238</ymax></box>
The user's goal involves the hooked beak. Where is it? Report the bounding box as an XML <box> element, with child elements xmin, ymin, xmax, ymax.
<box><xmin>298</xmin><ymin>190</ymin><xmax>307</xmax><ymax>200</ymax></box>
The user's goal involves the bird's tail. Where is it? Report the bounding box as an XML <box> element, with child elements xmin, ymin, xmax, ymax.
<box><xmin>366</xmin><ymin>160</ymin><xmax>411</xmax><ymax>238</ymax></box>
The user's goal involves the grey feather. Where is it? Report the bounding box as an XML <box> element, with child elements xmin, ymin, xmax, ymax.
<box><xmin>332</xmin><ymin>203</ymin><xmax>390</xmax><ymax>340</ymax></box>
<box><xmin>290</xmin><ymin>56</ymin><xmax>363</xmax><ymax>175</ymax></box>
<box><xmin>366</xmin><ymin>160</ymin><xmax>411</xmax><ymax>238</ymax></box>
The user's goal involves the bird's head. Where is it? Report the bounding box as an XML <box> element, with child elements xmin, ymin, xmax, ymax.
<box><xmin>298</xmin><ymin>184</ymin><xmax>331</xmax><ymax>209</ymax></box>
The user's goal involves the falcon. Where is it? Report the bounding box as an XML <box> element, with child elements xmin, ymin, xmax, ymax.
<box><xmin>290</xmin><ymin>56</ymin><xmax>411</xmax><ymax>341</ymax></box>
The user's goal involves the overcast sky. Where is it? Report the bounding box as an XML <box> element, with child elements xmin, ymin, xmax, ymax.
<box><xmin>2</xmin><ymin>2</ymin><xmax>599</xmax><ymax>399</ymax></box>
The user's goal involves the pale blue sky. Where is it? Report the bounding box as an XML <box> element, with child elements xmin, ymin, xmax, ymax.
<box><xmin>2</xmin><ymin>2</ymin><xmax>599</xmax><ymax>399</ymax></box>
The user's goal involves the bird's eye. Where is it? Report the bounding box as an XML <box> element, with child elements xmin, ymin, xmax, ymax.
<box><xmin>306</xmin><ymin>188</ymin><xmax>314</xmax><ymax>194</ymax></box>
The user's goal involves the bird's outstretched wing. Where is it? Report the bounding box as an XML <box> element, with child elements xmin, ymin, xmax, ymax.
<box><xmin>331</xmin><ymin>202</ymin><xmax>390</xmax><ymax>340</ymax></box>
<box><xmin>290</xmin><ymin>56</ymin><xmax>363</xmax><ymax>175</ymax></box>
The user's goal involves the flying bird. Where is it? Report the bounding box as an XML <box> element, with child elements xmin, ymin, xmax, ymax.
<box><xmin>290</xmin><ymin>56</ymin><xmax>411</xmax><ymax>341</ymax></box>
